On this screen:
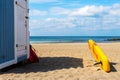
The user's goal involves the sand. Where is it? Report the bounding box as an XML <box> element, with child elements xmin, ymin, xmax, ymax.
<box><xmin>0</xmin><ymin>43</ymin><xmax>120</xmax><ymax>80</ymax></box>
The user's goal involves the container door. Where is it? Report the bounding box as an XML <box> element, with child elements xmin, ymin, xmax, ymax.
<box><xmin>15</xmin><ymin>0</ymin><xmax>29</xmax><ymax>61</ymax></box>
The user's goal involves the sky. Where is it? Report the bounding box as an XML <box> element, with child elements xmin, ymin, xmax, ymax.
<box><xmin>29</xmin><ymin>0</ymin><xmax>120</xmax><ymax>36</ymax></box>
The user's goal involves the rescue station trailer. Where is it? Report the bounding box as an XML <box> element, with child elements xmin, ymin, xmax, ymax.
<box><xmin>0</xmin><ymin>0</ymin><xmax>29</xmax><ymax>69</ymax></box>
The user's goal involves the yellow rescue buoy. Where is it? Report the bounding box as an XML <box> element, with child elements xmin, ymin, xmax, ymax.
<box><xmin>88</xmin><ymin>39</ymin><xmax>110</xmax><ymax>72</ymax></box>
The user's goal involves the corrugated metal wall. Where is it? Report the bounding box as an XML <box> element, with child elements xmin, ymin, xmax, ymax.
<box><xmin>0</xmin><ymin>0</ymin><xmax>15</xmax><ymax>64</ymax></box>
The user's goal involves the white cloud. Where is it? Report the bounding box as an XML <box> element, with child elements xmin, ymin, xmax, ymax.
<box><xmin>50</xmin><ymin>7</ymin><xmax>70</xmax><ymax>15</ymax></box>
<box><xmin>30</xmin><ymin>20</ymin><xmax>40</xmax><ymax>29</ymax></box>
<box><xmin>30</xmin><ymin>9</ymin><xmax>47</xmax><ymax>16</ymax></box>
<box><xmin>69</xmin><ymin>5</ymin><xmax>110</xmax><ymax>16</ymax></box>
<box><xmin>30</xmin><ymin>17</ymin><xmax>76</xmax><ymax>30</ymax></box>
<box><xmin>107</xmin><ymin>4</ymin><xmax>120</xmax><ymax>16</ymax></box>
<box><xmin>30</xmin><ymin>0</ymin><xmax>58</xmax><ymax>3</ymax></box>
<box><xmin>30</xmin><ymin>4</ymin><xmax>120</xmax><ymax>32</ymax></box>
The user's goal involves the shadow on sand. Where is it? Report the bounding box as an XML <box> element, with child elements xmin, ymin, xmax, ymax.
<box><xmin>1</xmin><ymin>57</ymin><xmax>83</xmax><ymax>73</ymax></box>
<box><xmin>110</xmin><ymin>62</ymin><xmax>117</xmax><ymax>72</ymax></box>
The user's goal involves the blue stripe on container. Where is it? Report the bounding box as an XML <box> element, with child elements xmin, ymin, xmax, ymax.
<box><xmin>0</xmin><ymin>0</ymin><xmax>14</xmax><ymax>64</ymax></box>
<box><xmin>17</xmin><ymin>55</ymin><xmax>27</xmax><ymax>62</ymax></box>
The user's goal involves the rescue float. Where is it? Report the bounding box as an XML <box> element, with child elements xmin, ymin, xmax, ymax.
<box><xmin>88</xmin><ymin>39</ymin><xmax>110</xmax><ymax>72</ymax></box>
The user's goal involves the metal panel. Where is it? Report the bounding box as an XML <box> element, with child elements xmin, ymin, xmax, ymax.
<box><xmin>0</xmin><ymin>0</ymin><xmax>15</xmax><ymax>64</ymax></box>
<box><xmin>15</xmin><ymin>0</ymin><xmax>29</xmax><ymax>62</ymax></box>
<box><xmin>15</xmin><ymin>0</ymin><xmax>26</xmax><ymax>9</ymax></box>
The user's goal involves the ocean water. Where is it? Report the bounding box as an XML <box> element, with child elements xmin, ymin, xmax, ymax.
<box><xmin>30</xmin><ymin>36</ymin><xmax>120</xmax><ymax>44</ymax></box>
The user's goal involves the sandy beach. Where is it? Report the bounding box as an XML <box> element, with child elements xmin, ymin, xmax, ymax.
<box><xmin>0</xmin><ymin>43</ymin><xmax>120</xmax><ymax>80</ymax></box>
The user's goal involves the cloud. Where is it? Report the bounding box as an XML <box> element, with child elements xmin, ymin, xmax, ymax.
<box><xmin>30</xmin><ymin>20</ymin><xmax>41</xmax><ymax>29</ymax></box>
<box><xmin>50</xmin><ymin>7</ymin><xmax>70</xmax><ymax>15</ymax></box>
<box><xmin>30</xmin><ymin>3</ymin><xmax>120</xmax><ymax>32</ymax></box>
<box><xmin>109</xmin><ymin>4</ymin><xmax>120</xmax><ymax>16</ymax></box>
<box><xmin>69</xmin><ymin>5</ymin><xmax>110</xmax><ymax>17</ymax></box>
<box><xmin>30</xmin><ymin>17</ymin><xmax>76</xmax><ymax>30</ymax></box>
<box><xmin>30</xmin><ymin>0</ymin><xmax>58</xmax><ymax>3</ymax></box>
<box><xmin>30</xmin><ymin>9</ymin><xmax>47</xmax><ymax>16</ymax></box>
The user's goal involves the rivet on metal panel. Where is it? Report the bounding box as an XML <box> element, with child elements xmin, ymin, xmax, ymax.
<box><xmin>25</xmin><ymin>16</ymin><xmax>29</xmax><ymax>19</ymax></box>
<box><xmin>16</xmin><ymin>44</ymin><xmax>18</xmax><ymax>47</ymax></box>
<box><xmin>25</xmin><ymin>46</ymin><xmax>27</xmax><ymax>49</ymax></box>
<box><xmin>15</xmin><ymin>1</ymin><xmax>17</xmax><ymax>4</ymax></box>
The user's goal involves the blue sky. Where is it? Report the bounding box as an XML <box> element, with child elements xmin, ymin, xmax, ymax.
<box><xmin>29</xmin><ymin>0</ymin><xmax>120</xmax><ymax>36</ymax></box>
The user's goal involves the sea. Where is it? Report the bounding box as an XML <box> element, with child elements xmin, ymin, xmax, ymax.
<box><xmin>30</xmin><ymin>36</ymin><xmax>120</xmax><ymax>44</ymax></box>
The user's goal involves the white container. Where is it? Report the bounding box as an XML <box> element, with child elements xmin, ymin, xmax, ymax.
<box><xmin>0</xmin><ymin>0</ymin><xmax>29</xmax><ymax>69</ymax></box>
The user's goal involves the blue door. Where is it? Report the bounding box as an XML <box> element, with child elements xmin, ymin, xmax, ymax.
<box><xmin>0</xmin><ymin>0</ymin><xmax>15</xmax><ymax>64</ymax></box>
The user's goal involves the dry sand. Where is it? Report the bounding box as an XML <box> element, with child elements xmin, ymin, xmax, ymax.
<box><xmin>0</xmin><ymin>43</ymin><xmax>120</xmax><ymax>80</ymax></box>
